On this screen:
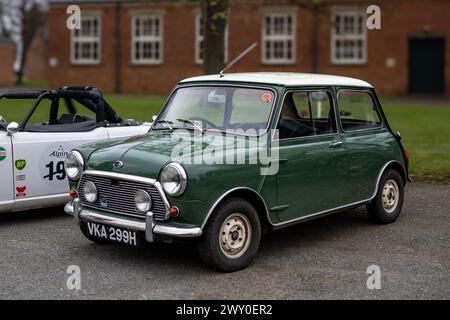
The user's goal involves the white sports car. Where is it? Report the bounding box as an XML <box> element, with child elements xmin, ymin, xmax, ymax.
<box><xmin>0</xmin><ymin>87</ymin><xmax>151</xmax><ymax>212</ymax></box>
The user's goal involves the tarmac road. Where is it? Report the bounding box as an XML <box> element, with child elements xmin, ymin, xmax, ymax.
<box><xmin>0</xmin><ymin>183</ymin><xmax>449</xmax><ymax>300</ymax></box>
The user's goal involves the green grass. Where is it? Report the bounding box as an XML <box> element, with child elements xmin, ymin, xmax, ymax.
<box><xmin>382</xmin><ymin>103</ymin><xmax>450</xmax><ymax>183</ymax></box>
<box><xmin>1</xmin><ymin>94</ymin><xmax>449</xmax><ymax>183</ymax></box>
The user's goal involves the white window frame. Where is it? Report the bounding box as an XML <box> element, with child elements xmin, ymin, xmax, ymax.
<box><xmin>131</xmin><ymin>14</ymin><xmax>163</xmax><ymax>65</ymax></box>
<box><xmin>70</xmin><ymin>15</ymin><xmax>101</xmax><ymax>65</ymax></box>
<box><xmin>261</xmin><ymin>11</ymin><xmax>296</xmax><ymax>65</ymax></box>
<box><xmin>331</xmin><ymin>8</ymin><xmax>367</xmax><ymax>65</ymax></box>
<box><xmin>195</xmin><ymin>13</ymin><xmax>228</xmax><ymax>65</ymax></box>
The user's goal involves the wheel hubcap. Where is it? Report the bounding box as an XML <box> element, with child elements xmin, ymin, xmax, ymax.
<box><xmin>219</xmin><ymin>213</ymin><xmax>252</xmax><ymax>259</ymax></box>
<box><xmin>382</xmin><ymin>179</ymin><xmax>400</xmax><ymax>213</ymax></box>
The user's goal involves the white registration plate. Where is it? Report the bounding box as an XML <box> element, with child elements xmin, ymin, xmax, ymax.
<box><xmin>86</xmin><ymin>222</ymin><xmax>138</xmax><ymax>246</ymax></box>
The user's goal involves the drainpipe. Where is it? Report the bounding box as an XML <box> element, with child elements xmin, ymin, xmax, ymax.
<box><xmin>114</xmin><ymin>0</ymin><xmax>121</xmax><ymax>93</ymax></box>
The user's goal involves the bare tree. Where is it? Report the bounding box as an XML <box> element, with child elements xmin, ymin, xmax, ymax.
<box><xmin>202</xmin><ymin>0</ymin><xmax>229</xmax><ymax>74</ymax></box>
<box><xmin>291</xmin><ymin>0</ymin><xmax>330</xmax><ymax>73</ymax></box>
<box><xmin>16</xmin><ymin>1</ymin><xmax>47</xmax><ymax>85</ymax></box>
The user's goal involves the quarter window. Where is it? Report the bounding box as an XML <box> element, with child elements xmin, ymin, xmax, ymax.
<box><xmin>262</xmin><ymin>12</ymin><xmax>296</xmax><ymax>64</ymax></box>
<box><xmin>71</xmin><ymin>15</ymin><xmax>101</xmax><ymax>64</ymax></box>
<box><xmin>331</xmin><ymin>9</ymin><xmax>367</xmax><ymax>64</ymax></box>
<box><xmin>132</xmin><ymin>15</ymin><xmax>163</xmax><ymax>64</ymax></box>
<box><xmin>338</xmin><ymin>90</ymin><xmax>381</xmax><ymax>131</ymax></box>
<box><xmin>277</xmin><ymin>91</ymin><xmax>336</xmax><ymax>139</ymax></box>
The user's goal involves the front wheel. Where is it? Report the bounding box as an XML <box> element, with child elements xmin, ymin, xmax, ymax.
<box><xmin>366</xmin><ymin>169</ymin><xmax>404</xmax><ymax>224</ymax></box>
<box><xmin>197</xmin><ymin>198</ymin><xmax>261</xmax><ymax>272</ymax></box>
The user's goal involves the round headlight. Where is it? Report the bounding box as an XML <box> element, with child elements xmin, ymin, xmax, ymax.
<box><xmin>160</xmin><ymin>162</ymin><xmax>187</xmax><ymax>196</ymax></box>
<box><xmin>135</xmin><ymin>190</ymin><xmax>152</xmax><ymax>212</ymax></box>
<box><xmin>83</xmin><ymin>181</ymin><xmax>97</xmax><ymax>203</ymax></box>
<box><xmin>65</xmin><ymin>151</ymin><xmax>84</xmax><ymax>181</ymax></box>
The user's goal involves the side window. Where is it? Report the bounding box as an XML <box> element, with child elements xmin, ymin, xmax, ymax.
<box><xmin>277</xmin><ymin>91</ymin><xmax>336</xmax><ymax>139</ymax></box>
<box><xmin>338</xmin><ymin>90</ymin><xmax>381</xmax><ymax>131</ymax></box>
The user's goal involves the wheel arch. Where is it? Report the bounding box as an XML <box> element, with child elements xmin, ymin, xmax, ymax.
<box><xmin>381</xmin><ymin>160</ymin><xmax>407</xmax><ymax>186</ymax></box>
<box><xmin>201</xmin><ymin>187</ymin><xmax>273</xmax><ymax>234</ymax></box>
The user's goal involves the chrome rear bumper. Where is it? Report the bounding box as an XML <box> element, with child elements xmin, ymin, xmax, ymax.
<box><xmin>65</xmin><ymin>199</ymin><xmax>202</xmax><ymax>243</ymax></box>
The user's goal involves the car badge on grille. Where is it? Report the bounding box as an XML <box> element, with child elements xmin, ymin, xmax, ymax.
<box><xmin>113</xmin><ymin>160</ymin><xmax>124</xmax><ymax>169</ymax></box>
<box><xmin>100</xmin><ymin>197</ymin><xmax>108</xmax><ymax>208</ymax></box>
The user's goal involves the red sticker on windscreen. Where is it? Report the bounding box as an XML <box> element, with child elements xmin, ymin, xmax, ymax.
<box><xmin>261</xmin><ymin>92</ymin><xmax>273</xmax><ymax>103</ymax></box>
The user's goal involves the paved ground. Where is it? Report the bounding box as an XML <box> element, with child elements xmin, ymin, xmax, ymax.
<box><xmin>0</xmin><ymin>183</ymin><xmax>449</xmax><ymax>300</ymax></box>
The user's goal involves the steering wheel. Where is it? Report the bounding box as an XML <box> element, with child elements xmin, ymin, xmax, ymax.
<box><xmin>187</xmin><ymin>116</ymin><xmax>220</xmax><ymax>130</ymax></box>
<box><xmin>72</xmin><ymin>113</ymin><xmax>83</xmax><ymax>123</ymax></box>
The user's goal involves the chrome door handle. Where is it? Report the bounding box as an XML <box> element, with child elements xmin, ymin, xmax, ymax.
<box><xmin>329</xmin><ymin>141</ymin><xmax>343</xmax><ymax>148</ymax></box>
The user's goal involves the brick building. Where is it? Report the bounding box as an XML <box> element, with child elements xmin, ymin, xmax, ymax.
<box><xmin>47</xmin><ymin>0</ymin><xmax>450</xmax><ymax>95</ymax></box>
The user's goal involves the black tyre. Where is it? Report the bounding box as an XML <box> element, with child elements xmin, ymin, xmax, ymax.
<box><xmin>197</xmin><ymin>198</ymin><xmax>261</xmax><ymax>272</ymax></box>
<box><xmin>366</xmin><ymin>169</ymin><xmax>404</xmax><ymax>224</ymax></box>
<box><xmin>80</xmin><ymin>222</ymin><xmax>109</xmax><ymax>244</ymax></box>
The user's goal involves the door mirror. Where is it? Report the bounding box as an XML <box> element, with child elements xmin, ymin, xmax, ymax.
<box><xmin>152</xmin><ymin>115</ymin><xmax>157</xmax><ymax>122</ymax></box>
<box><xmin>6</xmin><ymin>122</ymin><xmax>19</xmax><ymax>135</ymax></box>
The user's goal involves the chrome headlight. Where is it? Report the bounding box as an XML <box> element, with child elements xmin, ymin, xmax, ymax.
<box><xmin>65</xmin><ymin>151</ymin><xmax>84</xmax><ymax>181</ymax></box>
<box><xmin>134</xmin><ymin>190</ymin><xmax>152</xmax><ymax>212</ymax></box>
<box><xmin>83</xmin><ymin>181</ymin><xmax>97</xmax><ymax>203</ymax></box>
<box><xmin>160</xmin><ymin>162</ymin><xmax>187</xmax><ymax>196</ymax></box>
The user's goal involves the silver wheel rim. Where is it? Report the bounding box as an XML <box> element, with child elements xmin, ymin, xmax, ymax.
<box><xmin>382</xmin><ymin>179</ymin><xmax>400</xmax><ymax>214</ymax></box>
<box><xmin>219</xmin><ymin>213</ymin><xmax>252</xmax><ymax>259</ymax></box>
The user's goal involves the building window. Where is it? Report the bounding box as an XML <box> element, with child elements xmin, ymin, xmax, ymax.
<box><xmin>331</xmin><ymin>9</ymin><xmax>367</xmax><ymax>64</ymax></box>
<box><xmin>195</xmin><ymin>14</ymin><xmax>228</xmax><ymax>65</ymax></box>
<box><xmin>132</xmin><ymin>15</ymin><xmax>163</xmax><ymax>64</ymax></box>
<box><xmin>71</xmin><ymin>15</ymin><xmax>101</xmax><ymax>64</ymax></box>
<box><xmin>262</xmin><ymin>12</ymin><xmax>296</xmax><ymax>64</ymax></box>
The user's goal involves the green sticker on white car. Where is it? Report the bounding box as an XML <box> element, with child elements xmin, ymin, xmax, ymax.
<box><xmin>0</xmin><ymin>147</ymin><xmax>6</xmax><ymax>161</ymax></box>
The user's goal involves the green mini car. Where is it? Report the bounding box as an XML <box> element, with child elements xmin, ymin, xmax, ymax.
<box><xmin>64</xmin><ymin>73</ymin><xmax>409</xmax><ymax>272</ymax></box>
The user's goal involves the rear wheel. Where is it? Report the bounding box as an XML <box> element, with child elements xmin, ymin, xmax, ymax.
<box><xmin>197</xmin><ymin>198</ymin><xmax>261</xmax><ymax>272</ymax></box>
<box><xmin>366</xmin><ymin>169</ymin><xmax>404</xmax><ymax>224</ymax></box>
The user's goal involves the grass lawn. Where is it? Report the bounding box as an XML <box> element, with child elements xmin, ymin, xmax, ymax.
<box><xmin>0</xmin><ymin>94</ymin><xmax>448</xmax><ymax>183</ymax></box>
<box><xmin>382</xmin><ymin>102</ymin><xmax>450</xmax><ymax>183</ymax></box>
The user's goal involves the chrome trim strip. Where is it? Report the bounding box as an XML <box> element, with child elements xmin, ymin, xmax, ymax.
<box><xmin>270</xmin><ymin>160</ymin><xmax>406</xmax><ymax>227</ymax></box>
<box><xmin>200</xmin><ymin>186</ymin><xmax>270</xmax><ymax>230</ymax></box>
<box><xmin>82</xmin><ymin>170</ymin><xmax>157</xmax><ymax>185</ymax></box>
<box><xmin>78</xmin><ymin>208</ymin><xmax>202</xmax><ymax>239</ymax></box>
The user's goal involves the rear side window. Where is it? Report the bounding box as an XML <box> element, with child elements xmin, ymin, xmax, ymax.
<box><xmin>338</xmin><ymin>90</ymin><xmax>381</xmax><ymax>132</ymax></box>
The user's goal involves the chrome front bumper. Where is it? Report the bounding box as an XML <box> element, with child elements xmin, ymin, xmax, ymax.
<box><xmin>65</xmin><ymin>199</ymin><xmax>202</xmax><ymax>243</ymax></box>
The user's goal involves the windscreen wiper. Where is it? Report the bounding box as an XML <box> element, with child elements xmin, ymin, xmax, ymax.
<box><xmin>155</xmin><ymin>119</ymin><xmax>174</xmax><ymax>131</ymax></box>
<box><xmin>176</xmin><ymin>118</ymin><xmax>206</xmax><ymax>135</ymax></box>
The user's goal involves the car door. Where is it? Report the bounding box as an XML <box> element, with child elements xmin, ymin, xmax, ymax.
<box><xmin>10</xmin><ymin>128</ymin><xmax>109</xmax><ymax>204</ymax></box>
<box><xmin>0</xmin><ymin>130</ymin><xmax>14</xmax><ymax>211</ymax></box>
<box><xmin>272</xmin><ymin>89</ymin><xmax>349</xmax><ymax>225</ymax></box>
<box><xmin>336</xmin><ymin>89</ymin><xmax>387</xmax><ymax>203</ymax></box>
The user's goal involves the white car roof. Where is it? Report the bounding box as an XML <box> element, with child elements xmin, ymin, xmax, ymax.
<box><xmin>180</xmin><ymin>72</ymin><xmax>373</xmax><ymax>88</ymax></box>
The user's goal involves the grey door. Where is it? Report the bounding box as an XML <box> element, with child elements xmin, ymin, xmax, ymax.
<box><xmin>409</xmin><ymin>38</ymin><xmax>445</xmax><ymax>94</ymax></box>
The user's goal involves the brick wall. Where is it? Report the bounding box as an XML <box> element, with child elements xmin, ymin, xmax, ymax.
<box><xmin>47</xmin><ymin>0</ymin><xmax>450</xmax><ymax>95</ymax></box>
<box><xmin>0</xmin><ymin>42</ymin><xmax>15</xmax><ymax>87</ymax></box>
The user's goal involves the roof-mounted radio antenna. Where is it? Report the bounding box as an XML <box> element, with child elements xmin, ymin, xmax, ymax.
<box><xmin>219</xmin><ymin>42</ymin><xmax>258</xmax><ymax>78</ymax></box>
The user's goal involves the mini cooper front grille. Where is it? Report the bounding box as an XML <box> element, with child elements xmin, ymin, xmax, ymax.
<box><xmin>78</xmin><ymin>173</ymin><xmax>168</xmax><ymax>221</ymax></box>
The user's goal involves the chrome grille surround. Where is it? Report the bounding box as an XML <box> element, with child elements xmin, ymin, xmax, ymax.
<box><xmin>78</xmin><ymin>170</ymin><xmax>169</xmax><ymax>221</ymax></box>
